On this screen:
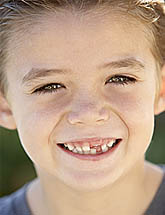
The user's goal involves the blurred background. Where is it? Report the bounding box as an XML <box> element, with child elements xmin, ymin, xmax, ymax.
<box><xmin>0</xmin><ymin>112</ymin><xmax>165</xmax><ymax>197</ymax></box>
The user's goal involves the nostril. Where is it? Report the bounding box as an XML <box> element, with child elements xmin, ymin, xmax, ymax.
<box><xmin>67</xmin><ymin>107</ymin><xmax>109</xmax><ymax>125</ymax></box>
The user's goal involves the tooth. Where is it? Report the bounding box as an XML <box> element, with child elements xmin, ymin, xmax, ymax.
<box><xmin>67</xmin><ymin>144</ymin><xmax>74</xmax><ymax>151</ymax></box>
<box><xmin>82</xmin><ymin>145</ymin><xmax>90</xmax><ymax>152</ymax></box>
<box><xmin>72</xmin><ymin>148</ymin><xmax>78</xmax><ymax>153</ymax></box>
<box><xmin>107</xmin><ymin>140</ymin><xmax>115</xmax><ymax>148</ymax></box>
<box><xmin>84</xmin><ymin>151</ymin><xmax>90</xmax><ymax>154</ymax></box>
<box><xmin>90</xmin><ymin>148</ymin><xmax>97</xmax><ymax>154</ymax></box>
<box><xmin>75</xmin><ymin>146</ymin><xmax>83</xmax><ymax>152</ymax></box>
<box><xmin>101</xmin><ymin>144</ymin><xmax>109</xmax><ymax>152</ymax></box>
<box><xmin>84</xmin><ymin>151</ymin><xmax>90</xmax><ymax>155</ymax></box>
<box><xmin>78</xmin><ymin>151</ymin><xmax>83</xmax><ymax>154</ymax></box>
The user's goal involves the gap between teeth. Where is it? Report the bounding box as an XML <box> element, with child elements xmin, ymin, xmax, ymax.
<box><xmin>64</xmin><ymin>140</ymin><xmax>116</xmax><ymax>154</ymax></box>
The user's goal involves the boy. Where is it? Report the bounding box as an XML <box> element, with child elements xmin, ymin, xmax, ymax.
<box><xmin>0</xmin><ymin>0</ymin><xmax>165</xmax><ymax>214</ymax></box>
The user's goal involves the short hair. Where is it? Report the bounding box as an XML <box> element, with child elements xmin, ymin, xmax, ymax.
<box><xmin>0</xmin><ymin>0</ymin><xmax>164</xmax><ymax>105</ymax></box>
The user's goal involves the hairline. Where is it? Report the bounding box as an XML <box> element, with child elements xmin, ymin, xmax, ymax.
<box><xmin>2</xmin><ymin>4</ymin><xmax>163</xmax><ymax>104</ymax></box>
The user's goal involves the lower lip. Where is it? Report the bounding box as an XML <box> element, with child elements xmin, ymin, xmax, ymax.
<box><xmin>57</xmin><ymin>140</ymin><xmax>122</xmax><ymax>161</ymax></box>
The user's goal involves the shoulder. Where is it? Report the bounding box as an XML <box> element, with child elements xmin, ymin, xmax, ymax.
<box><xmin>145</xmin><ymin>163</ymin><xmax>165</xmax><ymax>215</ymax></box>
<box><xmin>0</xmin><ymin>182</ymin><xmax>32</xmax><ymax>215</ymax></box>
<box><xmin>158</xmin><ymin>164</ymin><xmax>165</xmax><ymax>172</ymax></box>
<box><xmin>0</xmin><ymin>194</ymin><xmax>15</xmax><ymax>215</ymax></box>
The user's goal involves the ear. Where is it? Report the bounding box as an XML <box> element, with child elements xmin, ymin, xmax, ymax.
<box><xmin>0</xmin><ymin>91</ymin><xmax>16</xmax><ymax>130</ymax></box>
<box><xmin>154</xmin><ymin>64</ymin><xmax>165</xmax><ymax>116</ymax></box>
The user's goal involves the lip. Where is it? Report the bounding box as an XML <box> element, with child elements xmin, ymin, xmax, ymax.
<box><xmin>57</xmin><ymin>139</ymin><xmax>122</xmax><ymax>161</ymax></box>
<box><xmin>66</xmin><ymin>137</ymin><xmax>110</xmax><ymax>143</ymax></box>
<box><xmin>58</xmin><ymin>137</ymin><xmax>118</xmax><ymax>145</ymax></box>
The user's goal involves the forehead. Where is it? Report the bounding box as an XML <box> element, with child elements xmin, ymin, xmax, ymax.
<box><xmin>6</xmin><ymin>10</ymin><xmax>155</xmax><ymax>78</ymax></box>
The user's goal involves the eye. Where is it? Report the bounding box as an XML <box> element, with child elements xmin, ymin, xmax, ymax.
<box><xmin>33</xmin><ymin>83</ymin><xmax>66</xmax><ymax>95</ymax></box>
<box><xmin>105</xmin><ymin>75</ymin><xmax>137</xmax><ymax>86</ymax></box>
<box><xmin>33</xmin><ymin>75</ymin><xmax>136</xmax><ymax>95</ymax></box>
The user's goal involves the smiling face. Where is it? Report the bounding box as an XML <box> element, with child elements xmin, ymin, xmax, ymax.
<box><xmin>1</xmin><ymin>10</ymin><xmax>160</xmax><ymax>190</ymax></box>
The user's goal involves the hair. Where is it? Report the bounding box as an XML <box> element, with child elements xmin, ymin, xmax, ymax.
<box><xmin>0</xmin><ymin>0</ymin><xmax>164</xmax><ymax>105</ymax></box>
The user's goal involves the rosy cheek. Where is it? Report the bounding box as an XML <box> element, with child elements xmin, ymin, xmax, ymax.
<box><xmin>104</xmin><ymin>88</ymin><xmax>155</xmax><ymax>129</ymax></box>
<box><xmin>19</xmin><ymin>96</ymin><xmax>69</xmax><ymax>139</ymax></box>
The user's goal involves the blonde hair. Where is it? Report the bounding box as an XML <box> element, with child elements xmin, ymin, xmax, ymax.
<box><xmin>0</xmin><ymin>0</ymin><xmax>164</xmax><ymax>105</ymax></box>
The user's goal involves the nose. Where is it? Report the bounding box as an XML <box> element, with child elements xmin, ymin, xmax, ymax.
<box><xmin>67</xmin><ymin>101</ymin><xmax>110</xmax><ymax>126</ymax></box>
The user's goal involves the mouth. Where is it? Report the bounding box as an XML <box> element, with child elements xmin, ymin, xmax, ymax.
<box><xmin>57</xmin><ymin>138</ymin><xmax>122</xmax><ymax>161</ymax></box>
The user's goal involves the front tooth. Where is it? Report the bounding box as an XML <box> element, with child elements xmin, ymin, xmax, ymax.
<box><xmin>101</xmin><ymin>144</ymin><xmax>109</xmax><ymax>152</ymax></box>
<box><xmin>82</xmin><ymin>145</ymin><xmax>90</xmax><ymax>152</ymax></box>
<box><xmin>75</xmin><ymin>146</ymin><xmax>83</xmax><ymax>154</ymax></box>
<box><xmin>84</xmin><ymin>151</ymin><xmax>90</xmax><ymax>154</ymax></box>
<box><xmin>81</xmin><ymin>145</ymin><xmax>90</xmax><ymax>154</ymax></box>
<box><xmin>90</xmin><ymin>148</ymin><xmax>97</xmax><ymax>154</ymax></box>
<box><xmin>107</xmin><ymin>140</ymin><xmax>115</xmax><ymax>148</ymax></box>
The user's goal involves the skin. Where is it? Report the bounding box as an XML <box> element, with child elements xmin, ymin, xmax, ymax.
<box><xmin>0</xmin><ymin>10</ymin><xmax>165</xmax><ymax>215</ymax></box>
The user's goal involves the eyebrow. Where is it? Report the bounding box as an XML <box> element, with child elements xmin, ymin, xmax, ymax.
<box><xmin>22</xmin><ymin>57</ymin><xmax>145</xmax><ymax>84</ymax></box>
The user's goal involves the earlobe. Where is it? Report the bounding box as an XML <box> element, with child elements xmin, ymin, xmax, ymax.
<box><xmin>0</xmin><ymin>92</ymin><xmax>16</xmax><ymax>130</ymax></box>
<box><xmin>154</xmin><ymin>64</ymin><xmax>165</xmax><ymax>116</ymax></box>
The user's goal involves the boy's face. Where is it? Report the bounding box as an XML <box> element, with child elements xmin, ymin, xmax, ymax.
<box><xmin>1</xmin><ymin>11</ymin><xmax>161</xmax><ymax>190</ymax></box>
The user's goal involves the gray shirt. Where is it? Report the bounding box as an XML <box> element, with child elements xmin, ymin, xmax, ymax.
<box><xmin>1</xmin><ymin>164</ymin><xmax>165</xmax><ymax>215</ymax></box>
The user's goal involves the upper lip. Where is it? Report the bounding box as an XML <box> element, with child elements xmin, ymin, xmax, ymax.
<box><xmin>58</xmin><ymin>137</ymin><xmax>120</xmax><ymax>145</ymax></box>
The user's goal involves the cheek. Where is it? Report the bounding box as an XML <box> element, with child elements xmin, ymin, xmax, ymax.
<box><xmin>14</xmin><ymin>99</ymin><xmax>69</xmax><ymax>165</ymax></box>
<box><xmin>105</xmin><ymin>86</ymin><xmax>155</xmax><ymax>150</ymax></box>
<box><xmin>116</xmin><ymin>92</ymin><xmax>154</xmax><ymax>126</ymax></box>
<box><xmin>106</xmin><ymin>85</ymin><xmax>155</xmax><ymax>125</ymax></box>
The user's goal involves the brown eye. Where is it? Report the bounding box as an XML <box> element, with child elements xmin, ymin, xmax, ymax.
<box><xmin>33</xmin><ymin>83</ymin><xmax>66</xmax><ymax>95</ymax></box>
<box><xmin>105</xmin><ymin>75</ymin><xmax>136</xmax><ymax>86</ymax></box>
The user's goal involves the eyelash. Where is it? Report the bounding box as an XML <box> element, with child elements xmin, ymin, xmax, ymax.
<box><xmin>33</xmin><ymin>75</ymin><xmax>137</xmax><ymax>95</ymax></box>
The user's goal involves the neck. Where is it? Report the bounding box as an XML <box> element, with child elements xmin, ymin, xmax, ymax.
<box><xmin>27</xmin><ymin>159</ymin><xmax>158</xmax><ymax>215</ymax></box>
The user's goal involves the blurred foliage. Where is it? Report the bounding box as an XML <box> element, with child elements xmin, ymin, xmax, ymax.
<box><xmin>0</xmin><ymin>112</ymin><xmax>165</xmax><ymax>197</ymax></box>
<box><xmin>0</xmin><ymin>128</ymin><xmax>36</xmax><ymax>197</ymax></box>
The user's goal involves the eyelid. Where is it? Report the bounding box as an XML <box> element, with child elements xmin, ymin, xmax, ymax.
<box><xmin>106</xmin><ymin>75</ymin><xmax>137</xmax><ymax>85</ymax></box>
<box><xmin>33</xmin><ymin>82</ymin><xmax>65</xmax><ymax>94</ymax></box>
<box><xmin>30</xmin><ymin>74</ymin><xmax>138</xmax><ymax>95</ymax></box>
<box><xmin>106</xmin><ymin>73</ymin><xmax>140</xmax><ymax>80</ymax></box>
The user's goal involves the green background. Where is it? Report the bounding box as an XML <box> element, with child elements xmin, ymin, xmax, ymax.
<box><xmin>0</xmin><ymin>112</ymin><xmax>165</xmax><ymax>197</ymax></box>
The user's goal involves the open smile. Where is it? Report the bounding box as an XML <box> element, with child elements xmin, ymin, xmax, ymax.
<box><xmin>57</xmin><ymin>139</ymin><xmax>122</xmax><ymax>161</ymax></box>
